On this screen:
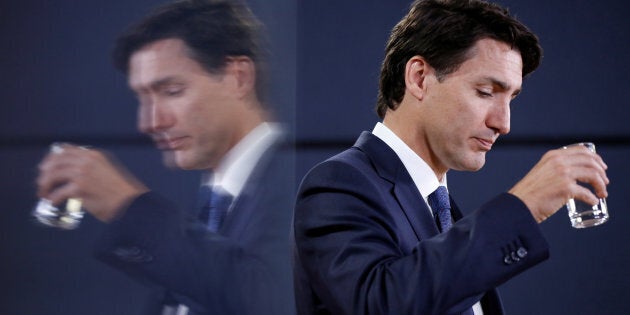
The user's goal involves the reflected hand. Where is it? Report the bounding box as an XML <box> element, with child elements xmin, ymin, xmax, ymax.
<box><xmin>36</xmin><ymin>144</ymin><xmax>149</xmax><ymax>222</ymax></box>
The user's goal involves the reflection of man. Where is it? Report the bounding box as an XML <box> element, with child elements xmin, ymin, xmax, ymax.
<box><xmin>293</xmin><ymin>0</ymin><xmax>609</xmax><ymax>314</ymax></box>
<box><xmin>36</xmin><ymin>1</ymin><xmax>294</xmax><ymax>314</ymax></box>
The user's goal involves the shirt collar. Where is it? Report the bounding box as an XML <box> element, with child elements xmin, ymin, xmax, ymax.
<box><xmin>203</xmin><ymin>122</ymin><xmax>282</xmax><ymax>197</ymax></box>
<box><xmin>372</xmin><ymin>122</ymin><xmax>447</xmax><ymax>204</ymax></box>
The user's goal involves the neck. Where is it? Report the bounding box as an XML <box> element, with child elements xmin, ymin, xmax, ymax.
<box><xmin>234</xmin><ymin>99</ymin><xmax>269</xmax><ymax>142</ymax></box>
<box><xmin>382</xmin><ymin>107</ymin><xmax>447</xmax><ymax>181</ymax></box>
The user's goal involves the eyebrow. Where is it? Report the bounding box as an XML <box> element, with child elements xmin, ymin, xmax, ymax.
<box><xmin>149</xmin><ymin>76</ymin><xmax>182</xmax><ymax>90</ymax></box>
<box><xmin>131</xmin><ymin>75</ymin><xmax>180</xmax><ymax>92</ymax></box>
<box><xmin>481</xmin><ymin>76</ymin><xmax>522</xmax><ymax>96</ymax></box>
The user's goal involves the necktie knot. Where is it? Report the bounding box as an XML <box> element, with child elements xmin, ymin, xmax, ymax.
<box><xmin>428</xmin><ymin>186</ymin><xmax>452</xmax><ymax>232</ymax></box>
<box><xmin>198</xmin><ymin>186</ymin><xmax>233</xmax><ymax>232</ymax></box>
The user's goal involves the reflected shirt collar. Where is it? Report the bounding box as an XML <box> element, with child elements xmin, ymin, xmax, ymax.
<box><xmin>203</xmin><ymin>122</ymin><xmax>281</xmax><ymax>197</ymax></box>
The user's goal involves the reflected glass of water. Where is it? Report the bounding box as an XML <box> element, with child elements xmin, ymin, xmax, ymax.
<box><xmin>32</xmin><ymin>143</ymin><xmax>85</xmax><ymax>230</ymax></box>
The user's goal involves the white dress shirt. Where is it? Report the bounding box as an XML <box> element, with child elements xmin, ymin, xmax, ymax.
<box><xmin>372</xmin><ymin>122</ymin><xmax>484</xmax><ymax>315</ymax></box>
<box><xmin>203</xmin><ymin>122</ymin><xmax>282</xmax><ymax>204</ymax></box>
<box><xmin>372</xmin><ymin>122</ymin><xmax>446</xmax><ymax>208</ymax></box>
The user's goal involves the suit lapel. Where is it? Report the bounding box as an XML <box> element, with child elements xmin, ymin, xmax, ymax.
<box><xmin>218</xmin><ymin>137</ymin><xmax>288</xmax><ymax>238</ymax></box>
<box><xmin>355</xmin><ymin>132</ymin><xmax>504</xmax><ymax>314</ymax></box>
<box><xmin>354</xmin><ymin>131</ymin><xmax>439</xmax><ymax>242</ymax></box>
<box><xmin>392</xmin><ymin>176</ymin><xmax>440</xmax><ymax>240</ymax></box>
<box><xmin>218</xmin><ymin>152</ymin><xmax>271</xmax><ymax>238</ymax></box>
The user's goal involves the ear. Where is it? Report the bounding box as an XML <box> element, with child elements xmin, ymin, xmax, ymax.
<box><xmin>404</xmin><ymin>56</ymin><xmax>433</xmax><ymax>101</ymax></box>
<box><xmin>224</xmin><ymin>56</ymin><xmax>256</xmax><ymax>99</ymax></box>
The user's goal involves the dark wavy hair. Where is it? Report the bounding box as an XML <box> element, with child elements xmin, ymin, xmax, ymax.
<box><xmin>113</xmin><ymin>0</ymin><xmax>269</xmax><ymax>102</ymax></box>
<box><xmin>376</xmin><ymin>0</ymin><xmax>542</xmax><ymax>118</ymax></box>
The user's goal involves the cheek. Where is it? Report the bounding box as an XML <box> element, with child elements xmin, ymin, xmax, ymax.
<box><xmin>176</xmin><ymin>92</ymin><xmax>214</xmax><ymax>124</ymax></box>
<box><xmin>438</xmin><ymin>101</ymin><xmax>468</xmax><ymax>130</ymax></box>
<box><xmin>186</xmin><ymin>86</ymin><xmax>230</xmax><ymax>119</ymax></box>
<box><xmin>450</xmin><ymin>98</ymin><xmax>487</xmax><ymax>128</ymax></box>
<box><xmin>183</xmin><ymin>101</ymin><xmax>226</xmax><ymax>145</ymax></box>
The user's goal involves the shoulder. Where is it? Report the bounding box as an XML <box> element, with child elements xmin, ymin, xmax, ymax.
<box><xmin>299</xmin><ymin>146</ymin><xmax>376</xmax><ymax>192</ymax></box>
<box><xmin>295</xmin><ymin>145</ymin><xmax>395</xmax><ymax>224</ymax></box>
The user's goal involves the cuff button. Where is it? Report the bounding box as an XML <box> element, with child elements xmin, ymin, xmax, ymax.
<box><xmin>503</xmin><ymin>255</ymin><xmax>513</xmax><ymax>265</ymax></box>
<box><xmin>517</xmin><ymin>247</ymin><xmax>528</xmax><ymax>259</ymax></box>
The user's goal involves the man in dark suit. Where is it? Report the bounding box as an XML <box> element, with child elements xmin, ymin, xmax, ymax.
<box><xmin>36</xmin><ymin>1</ymin><xmax>295</xmax><ymax>314</ymax></box>
<box><xmin>293</xmin><ymin>0</ymin><xmax>609</xmax><ymax>314</ymax></box>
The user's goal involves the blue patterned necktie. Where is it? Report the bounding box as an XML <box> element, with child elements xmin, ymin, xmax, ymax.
<box><xmin>198</xmin><ymin>186</ymin><xmax>233</xmax><ymax>232</ymax></box>
<box><xmin>428</xmin><ymin>186</ymin><xmax>475</xmax><ymax>315</ymax></box>
<box><xmin>428</xmin><ymin>186</ymin><xmax>453</xmax><ymax>233</ymax></box>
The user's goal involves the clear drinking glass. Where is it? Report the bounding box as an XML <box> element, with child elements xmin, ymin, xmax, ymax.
<box><xmin>32</xmin><ymin>143</ymin><xmax>84</xmax><ymax>230</ymax></box>
<box><xmin>564</xmin><ymin>142</ymin><xmax>609</xmax><ymax>228</ymax></box>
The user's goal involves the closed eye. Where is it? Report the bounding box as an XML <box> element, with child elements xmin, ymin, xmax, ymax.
<box><xmin>476</xmin><ymin>89</ymin><xmax>493</xmax><ymax>98</ymax></box>
<box><xmin>158</xmin><ymin>83</ymin><xmax>185</xmax><ymax>97</ymax></box>
<box><xmin>164</xmin><ymin>87</ymin><xmax>184</xmax><ymax>97</ymax></box>
<box><xmin>149</xmin><ymin>76</ymin><xmax>186</xmax><ymax>98</ymax></box>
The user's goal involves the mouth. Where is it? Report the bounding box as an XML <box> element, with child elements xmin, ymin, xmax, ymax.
<box><xmin>154</xmin><ymin>136</ymin><xmax>188</xmax><ymax>150</ymax></box>
<box><xmin>474</xmin><ymin>137</ymin><xmax>495</xmax><ymax>151</ymax></box>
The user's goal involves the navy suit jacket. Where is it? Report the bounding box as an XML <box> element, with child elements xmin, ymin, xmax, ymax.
<box><xmin>95</xmin><ymin>140</ymin><xmax>296</xmax><ymax>315</ymax></box>
<box><xmin>293</xmin><ymin>132</ymin><xmax>550</xmax><ymax>315</ymax></box>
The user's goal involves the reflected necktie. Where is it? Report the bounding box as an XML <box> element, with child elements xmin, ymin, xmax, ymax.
<box><xmin>198</xmin><ymin>186</ymin><xmax>233</xmax><ymax>232</ymax></box>
<box><xmin>428</xmin><ymin>186</ymin><xmax>453</xmax><ymax>233</ymax></box>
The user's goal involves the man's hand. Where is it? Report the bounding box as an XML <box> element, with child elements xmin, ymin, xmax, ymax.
<box><xmin>508</xmin><ymin>145</ymin><xmax>609</xmax><ymax>223</ymax></box>
<box><xmin>36</xmin><ymin>144</ymin><xmax>149</xmax><ymax>222</ymax></box>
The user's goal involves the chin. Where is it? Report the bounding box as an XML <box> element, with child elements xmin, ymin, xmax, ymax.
<box><xmin>161</xmin><ymin>152</ymin><xmax>179</xmax><ymax>169</ymax></box>
<box><xmin>161</xmin><ymin>151</ymin><xmax>194</xmax><ymax>170</ymax></box>
<box><xmin>452</xmin><ymin>154</ymin><xmax>486</xmax><ymax>172</ymax></box>
<box><xmin>174</xmin><ymin>159</ymin><xmax>201</xmax><ymax>170</ymax></box>
<box><xmin>175</xmin><ymin>152</ymin><xmax>218</xmax><ymax>170</ymax></box>
<box><xmin>467</xmin><ymin>159</ymin><xmax>486</xmax><ymax>172</ymax></box>
<box><xmin>468</xmin><ymin>164</ymin><xmax>485</xmax><ymax>172</ymax></box>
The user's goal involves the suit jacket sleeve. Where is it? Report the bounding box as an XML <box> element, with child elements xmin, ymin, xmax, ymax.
<box><xmin>93</xmin><ymin>191</ymin><xmax>287</xmax><ymax>314</ymax></box>
<box><xmin>294</xmin><ymin>157</ymin><xmax>549</xmax><ymax>315</ymax></box>
<box><xmin>94</xmin><ymin>144</ymin><xmax>295</xmax><ymax>315</ymax></box>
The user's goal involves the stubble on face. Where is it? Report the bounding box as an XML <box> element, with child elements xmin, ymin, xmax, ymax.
<box><xmin>429</xmin><ymin>39</ymin><xmax>522</xmax><ymax>173</ymax></box>
<box><xmin>392</xmin><ymin>38</ymin><xmax>523</xmax><ymax>179</ymax></box>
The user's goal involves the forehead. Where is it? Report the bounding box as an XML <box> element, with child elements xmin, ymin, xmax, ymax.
<box><xmin>127</xmin><ymin>38</ymin><xmax>207</xmax><ymax>89</ymax></box>
<box><xmin>450</xmin><ymin>38</ymin><xmax>523</xmax><ymax>88</ymax></box>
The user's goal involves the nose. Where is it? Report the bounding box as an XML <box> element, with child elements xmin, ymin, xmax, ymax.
<box><xmin>487</xmin><ymin>100</ymin><xmax>511</xmax><ymax>135</ymax></box>
<box><xmin>137</xmin><ymin>99</ymin><xmax>173</xmax><ymax>134</ymax></box>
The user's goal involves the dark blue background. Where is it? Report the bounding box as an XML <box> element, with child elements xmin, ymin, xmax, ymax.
<box><xmin>1</xmin><ymin>0</ymin><xmax>628</xmax><ymax>314</ymax></box>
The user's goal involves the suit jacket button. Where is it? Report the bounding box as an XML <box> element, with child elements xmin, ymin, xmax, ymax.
<box><xmin>517</xmin><ymin>247</ymin><xmax>528</xmax><ymax>259</ymax></box>
<box><xmin>503</xmin><ymin>254</ymin><xmax>513</xmax><ymax>265</ymax></box>
<box><xmin>510</xmin><ymin>251</ymin><xmax>521</xmax><ymax>262</ymax></box>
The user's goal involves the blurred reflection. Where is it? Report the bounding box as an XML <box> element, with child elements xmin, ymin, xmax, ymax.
<box><xmin>34</xmin><ymin>1</ymin><xmax>295</xmax><ymax>314</ymax></box>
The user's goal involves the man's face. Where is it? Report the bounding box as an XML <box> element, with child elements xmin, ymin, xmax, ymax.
<box><xmin>128</xmin><ymin>38</ymin><xmax>241</xmax><ymax>170</ymax></box>
<box><xmin>418</xmin><ymin>38</ymin><xmax>523</xmax><ymax>174</ymax></box>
